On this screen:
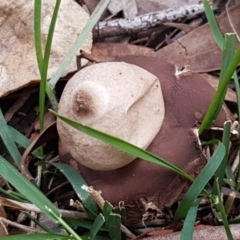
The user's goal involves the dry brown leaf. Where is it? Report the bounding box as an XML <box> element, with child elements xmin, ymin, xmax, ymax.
<box><xmin>91</xmin><ymin>42</ymin><xmax>155</xmax><ymax>62</ymax></box>
<box><xmin>155</xmin><ymin>3</ymin><xmax>240</xmax><ymax>71</ymax></box>
<box><xmin>0</xmin><ymin>1</ymin><xmax>92</xmax><ymax>98</ymax></box>
<box><xmin>136</xmin><ymin>0</ymin><xmax>201</xmax><ymax>15</ymax></box>
<box><xmin>204</xmin><ymin>73</ymin><xmax>237</xmax><ymax>103</ymax></box>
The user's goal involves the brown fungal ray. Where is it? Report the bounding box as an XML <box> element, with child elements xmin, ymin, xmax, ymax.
<box><xmin>62</xmin><ymin>56</ymin><xmax>232</xmax><ymax>226</ymax></box>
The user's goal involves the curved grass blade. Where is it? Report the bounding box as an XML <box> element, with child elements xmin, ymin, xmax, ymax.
<box><xmin>0</xmin><ymin>156</ymin><xmax>60</xmax><ymax>222</ymax></box>
<box><xmin>206</xmin><ymin>34</ymin><xmax>236</xmax><ymax>130</ymax></box>
<box><xmin>173</xmin><ymin>141</ymin><xmax>225</xmax><ymax>222</ymax></box>
<box><xmin>203</xmin><ymin>0</ymin><xmax>224</xmax><ymax>50</ymax></box>
<box><xmin>48</xmin><ymin>0</ymin><xmax>110</xmax><ymax>88</ymax></box>
<box><xmin>34</xmin><ymin>0</ymin><xmax>43</xmax><ymax>71</ymax></box>
<box><xmin>52</xmin><ymin>163</ymin><xmax>98</xmax><ymax>218</ymax></box>
<box><xmin>0</xmin><ymin>108</ymin><xmax>21</xmax><ymax>166</ymax></box>
<box><xmin>24</xmin><ymin>212</ymin><xmax>52</xmax><ymax>233</ymax></box>
<box><xmin>65</xmin><ymin>219</ymin><xmax>108</xmax><ymax>232</ymax></box>
<box><xmin>180</xmin><ymin>199</ymin><xmax>201</xmax><ymax>240</ymax></box>
<box><xmin>51</xmin><ymin>110</ymin><xmax>194</xmax><ymax>182</ymax></box>
<box><xmin>213</xmin><ymin>121</ymin><xmax>231</xmax><ymax>194</ymax></box>
<box><xmin>8</xmin><ymin>125</ymin><xmax>42</xmax><ymax>159</ymax></box>
<box><xmin>199</xmin><ymin>44</ymin><xmax>240</xmax><ymax>135</ymax></box>
<box><xmin>39</xmin><ymin>0</ymin><xmax>60</xmax><ymax>121</ymax></box>
<box><xmin>215</xmin><ymin>178</ymin><xmax>234</xmax><ymax>240</ymax></box>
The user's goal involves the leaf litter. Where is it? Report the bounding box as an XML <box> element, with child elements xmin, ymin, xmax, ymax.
<box><xmin>0</xmin><ymin>0</ymin><xmax>240</xmax><ymax>239</ymax></box>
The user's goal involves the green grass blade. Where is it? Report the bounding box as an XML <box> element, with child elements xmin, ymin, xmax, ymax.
<box><xmin>52</xmin><ymin>163</ymin><xmax>99</xmax><ymax>218</ymax></box>
<box><xmin>213</xmin><ymin>121</ymin><xmax>231</xmax><ymax>194</ymax></box>
<box><xmin>0</xmin><ymin>233</ymin><xmax>73</xmax><ymax>240</ymax></box>
<box><xmin>89</xmin><ymin>213</ymin><xmax>105</xmax><ymax>239</ymax></box>
<box><xmin>103</xmin><ymin>202</ymin><xmax>121</xmax><ymax>240</ymax></box>
<box><xmin>48</xmin><ymin>0</ymin><xmax>110</xmax><ymax>88</ymax></box>
<box><xmin>173</xmin><ymin>141</ymin><xmax>225</xmax><ymax>222</ymax></box>
<box><xmin>200</xmin><ymin>2</ymin><xmax>238</xmax><ymax>135</ymax></box>
<box><xmin>233</xmin><ymin>71</ymin><xmax>240</xmax><ymax>191</ymax></box>
<box><xmin>39</xmin><ymin>0</ymin><xmax>61</xmax><ymax>121</ymax></box>
<box><xmin>24</xmin><ymin>212</ymin><xmax>52</xmax><ymax>233</ymax></box>
<box><xmin>103</xmin><ymin>201</ymin><xmax>113</xmax><ymax>226</ymax></box>
<box><xmin>180</xmin><ymin>199</ymin><xmax>201</xmax><ymax>240</ymax></box>
<box><xmin>34</xmin><ymin>0</ymin><xmax>43</xmax><ymax>72</ymax></box>
<box><xmin>51</xmin><ymin>110</ymin><xmax>194</xmax><ymax>182</ymax></box>
<box><xmin>225</xmin><ymin>165</ymin><xmax>236</xmax><ymax>189</ymax></box>
<box><xmin>0</xmin><ymin>156</ymin><xmax>60</xmax><ymax>222</ymax></box>
<box><xmin>211</xmin><ymin>34</ymin><xmax>236</xmax><ymax>120</ymax></box>
<box><xmin>0</xmin><ymin>188</ymin><xmax>28</xmax><ymax>202</ymax></box>
<box><xmin>199</xmin><ymin>45</ymin><xmax>240</xmax><ymax>135</ymax></box>
<box><xmin>65</xmin><ymin>219</ymin><xmax>108</xmax><ymax>232</ymax></box>
<box><xmin>215</xmin><ymin>179</ymin><xmax>234</xmax><ymax>240</ymax></box>
<box><xmin>203</xmin><ymin>0</ymin><xmax>224</xmax><ymax>50</ymax></box>
<box><xmin>108</xmin><ymin>213</ymin><xmax>121</xmax><ymax>240</ymax></box>
<box><xmin>0</xmin><ymin>108</ymin><xmax>21</xmax><ymax>166</ymax></box>
<box><xmin>8</xmin><ymin>125</ymin><xmax>42</xmax><ymax>158</ymax></box>
<box><xmin>219</xmin><ymin>34</ymin><xmax>236</xmax><ymax>81</ymax></box>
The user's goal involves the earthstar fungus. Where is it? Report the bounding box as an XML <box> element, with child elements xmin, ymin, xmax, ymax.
<box><xmin>57</xmin><ymin>62</ymin><xmax>165</xmax><ymax>170</ymax></box>
<box><xmin>57</xmin><ymin>55</ymin><xmax>232</xmax><ymax>226</ymax></box>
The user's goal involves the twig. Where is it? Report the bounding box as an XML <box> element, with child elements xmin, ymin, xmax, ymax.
<box><xmin>93</xmin><ymin>3</ymin><xmax>205</xmax><ymax>39</ymax></box>
<box><xmin>0</xmin><ymin>197</ymin><xmax>88</xmax><ymax>219</ymax></box>
<box><xmin>0</xmin><ymin>217</ymin><xmax>45</xmax><ymax>233</ymax></box>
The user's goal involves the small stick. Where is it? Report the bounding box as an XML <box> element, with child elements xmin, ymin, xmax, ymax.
<box><xmin>93</xmin><ymin>4</ymin><xmax>205</xmax><ymax>39</ymax></box>
<box><xmin>0</xmin><ymin>197</ymin><xmax>88</xmax><ymax>219</ymax></box>
<box><xmin>0</xmin><ymin>217</ymin><xmax>45</xmax><ymax>233</ymax></box>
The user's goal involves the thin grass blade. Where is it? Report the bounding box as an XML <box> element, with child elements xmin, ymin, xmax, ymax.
<box><xmin>34</xmin><ymin>0</ymin><xmax>43</xmax><ymax>71</ymax></box>
<box><xmin>213</xmin><ymin>121</ymin><xmax>231</xmax><ymax>194</ymax></box>
<box><xmin>39</xmin><ymin>0</ymin><xmax>61</xmax><ymax>119</ymax></box>
<box><xmin>0</xmin><ymin>233</ymin><xmax>73</xmax><ymax>240</ymax></box>
<box><xmin>103</xmin><ymin>201</ymin><xmax>113</xmax><ymax>226</ymax></box>
<box><xmin>180</xmin><ymin>199</ymin><xmax>201</xmax><ymax>240</ymax></box>
<box><xmin>8</xmin><ymin>125</ymin><xmax>42</xmax><ymax>158</ymax></box>
<box><xmin>219</xmin><ymin>34</ymin><xmax>236</xmax><ymax>80</ymax></box>
<box><xmin>65</xmin><ymin>219</ymin><xmax>108</xmax><ymax>232</ymax></box>
<box><xmin>51</xmin><ymin>110</ymin><xmax>194</xmax><ymax>182</ymax></box>
<box><xmin>108</xmin><ymin>213</ymin><xmax>121</xmax><ymax>240</ymax></box>
<box><xmin>203</xmin><ymin>0</ymin><xmax>224</xmax><ymax>50</ymax></box>
<box><xmin>215</xmin><ymin>178</ymin><xmax>234</xmax><ymax>240</ymax></box>
<box><xmin>24</xmin><ymin>212</ymin><xmax>52</xmax><ymax>233</ymax></box>
<box><xmin>48</xmin><ymin>0</ymin><xmax>110</xmax><ymax>88</ymax></box>
<box><xmin>173</xmin><ymin>141</ymin><xmax>225</xmax><ymax>222</ymax></box>
<box><xmin>209</xmin><ymin>34</ymin><xmax>236</xmax><ymax>121</ymax></box>
<box><xmin>199</xmin><ymin>45</ymin><xmax>240</xmax><ymax>135</ymax></box>
<box><xmin>89</xmin><ymin>213</ymin><xmax>105</xmax><ymax>239</ymax></box>
<box><xmin>0</xmin><ymin>108</ymin><xmax>21</xmax><ymax>166</ymax></box>
<box><xmin>0</xmin><ymin>156</ymin><xmax>60</xmax><ymax>222</ymax></box>
<box><xmin>52</xmin><ymin>163</ymin><xmax>98</xmax><ymax>218</ymax></box>
<box><xmin>0</xmin><ymin>188</ymin><xmax>28</xmax><ymax>202</ymax></box>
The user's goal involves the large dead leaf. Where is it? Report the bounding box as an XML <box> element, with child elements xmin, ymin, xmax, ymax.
<box><xmin>136</xmin><ymin>0</ymin><xmax>202</xmax><ymax>15</ymax></box>
<box><xmin>156</xmin><ymin>2</ymin><xmax>240</xmax><ymax>70</ymax></box>
<box><xmin>0</xmin><ymin>1</ymin><xmax>92</xmax><ymax>97</ymax></box>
